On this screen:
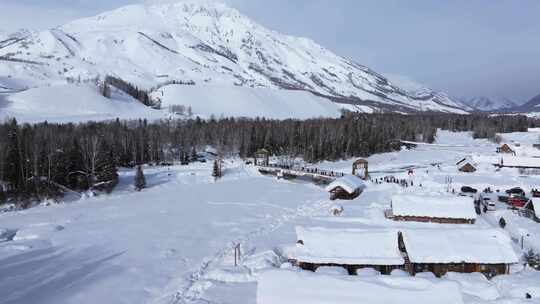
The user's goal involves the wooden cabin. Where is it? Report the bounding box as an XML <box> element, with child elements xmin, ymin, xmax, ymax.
<box><xmin>401</xmin><ymin>229</ymin><xmax>518</xmax><ymax>278</ymax></box>
<box><xmin>352</xmin><ymin>159</ymin><xmax>369</xmax><ymax>180</ymax></box>
<box><xmin>456</xmin><ymin>157</ymin><xmax>476</xmax><ymax>172</ymax></box>
<box><xmin>387</xmin><ymin>195</ymin><xmax>477</xmax><ymax>224</ymax></box>
<box><xmin>291</xmin><ymin>227</ymin><xmax>518</xmax><ymax>279</ymax></box>
<box><xmin>494</xmin><ymin>156</ymin><xmax>540</xmax><ymax>170</ymax></box>
<box><xmin>254</xmin><ymin>148</ymin><xmax>270</xmax><ymax>166</ymax></box>
<box><xmin>293</xmin><ymin>227</ymin><xmax>404</xmax><ymax>275</ymax></box>
<box><xmin>257</xmin><ymin>269</ymin><xmax>464</xmax><ymax>304</ymax></box>
<box><xmin>497</xmin><ymin>144</ymin><xmax>516</xmax><ymax>155</ymax></box>
<box><xmin>325</xmin><ymin>175</ymin><xmax>365</xmax><ymax>200</ymax></box>
<box><xmin>524</xmin><ymin>198</ymin><xmax>540</xmax><ymax>223</ymax></box>
<box><xmin>0</xmin><ymin>181</ymin><xmax>14</xmax><ymax>193</ymax></box>
<box><xmin>459</xmin><ymin>162</ymin><xmax>477</xmax><ymax>173</ymax></box>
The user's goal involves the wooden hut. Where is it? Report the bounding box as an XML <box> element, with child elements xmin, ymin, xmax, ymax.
<box><xmin>401</xmin><ymin>229</ymin><xmax>518</xmax><ymax>278</ymax></box>
<box><xmin>352</xmin><ymin>159</ymin><xmax>369</xmax><ymax>180</ymax></box>
<box><xmin>325</xmin><ymin>175</ymin><xmax>365</xmax><ymax>200</ymax></box>
<box><xmin>459</xmin><ymin>162</ymin><xmax>477</xmax><ymax>173</ymax></box>
<box><xmin>257</xmin><ymin>269</ymin><xmax>464</xmax><ymax>304</ymax></box>
<box><xmin>0</xmin><ymin>181</ymin><xmax>14</xmax><ymax>193</ymax></box>
<box><xmin>524</xmin><ymin>198</ymin><xmax>540</xmax><ymax>223</ymax></box>
<box><xmin>387</xmin><ymin>195</ymin><xmax>477</xmax><ymax>224</ymax></box>
<box><xmin>254</xmin><ymin>148</ymin><xmax>270</xmax><ymax>166</ymax></box>
<box><xmin>292</xmin><ymin>227</ymin><xmax>404</xmax><ymax>275</ymax></box>
<box><xmin>494</xmin><ymin>156</ymin><xmax>540</xmax><ymax>170</ymax></box>
<box><xmin>497</xmin><ymin>144</ymin><xmax>516</xmax><ymax>155</ymax></box>
<box><xmin>456</xmin><ymin>157</ymin><xmax>476</xmax><ymax>173</ymax></box>
<box><xmin>290</xmin><ymin>227</ymin><xmax>518</xmax><ymax>279</ymax></box>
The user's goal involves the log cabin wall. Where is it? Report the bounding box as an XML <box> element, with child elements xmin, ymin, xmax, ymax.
<box><xmin>393</xmin><ymin>215</ymin><xmax>475</xmax><ymax>224</ymax></box>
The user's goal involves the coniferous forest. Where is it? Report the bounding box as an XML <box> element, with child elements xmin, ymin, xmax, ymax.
<box><xmin>0</xmin><ymin>113</ymin><xmax>534</xmax><ymax>206</ymax></box>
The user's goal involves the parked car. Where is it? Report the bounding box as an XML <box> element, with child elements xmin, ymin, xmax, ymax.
<box><xmin>508</xmin><ymin>196</ymin><xmax>528</xmax><ymax>208</ymax></box>
<box><xmin>459</xmin><ymin>186</ymin><xmax>478</xmax><ymax>197</ymax></box>
<box><xmin>498</xmin><ymin>195</ymin><xmax>509</xmax><ymax>203</ymax></box>
<box><xmin>480</xmin><ymin>194</ymin><xmax>496</xmax><ymax>212</ymax></box>
<box><xmin>506</xmin><ymin>187</ymin><xmax>525</xmax><ymax>197</ymax></box>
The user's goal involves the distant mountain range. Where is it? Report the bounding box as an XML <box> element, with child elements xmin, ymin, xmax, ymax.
<box><xmin>462</xmin><ymin>96</ymin><xmax>518</xmax><ymax>112</ymax></box>
<box><xmin>508</xmin><ymin>94</ymin><xmax>540</xmax><ymax>112</ymax></box>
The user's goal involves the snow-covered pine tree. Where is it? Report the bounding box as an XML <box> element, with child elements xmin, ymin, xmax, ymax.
<box><xmin>212</xmin><ymin>159</ymin><xmax>221</xmax><ymax>179</ymax></box>
<box><xmin>134</xmin><ymin>165</ymin><xmax>146</xmax><ymax>191</ymax></box>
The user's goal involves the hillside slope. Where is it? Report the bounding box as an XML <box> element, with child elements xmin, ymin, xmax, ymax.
<box><xmin>0</xmin><ymin>84</ymin><xmax>165</xmax><ymax>123</ymax></box>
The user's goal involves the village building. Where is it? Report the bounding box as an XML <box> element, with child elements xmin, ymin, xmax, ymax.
<box><xmin>292</xmin><ymin>227</ymin><xmax>404</xmax><ymax>275</ymax></box>
<box><xmin>204</xmin><ymin>146</ymin><xmax>218</xmax><ymax>157</ymax></box>
<box><xmin>386</xmin><ymin>195</ymin><xmax>477</xmax><ymax>224</ymax></box>
<box><xmin>257</xmin><ymin>269</ymin><xmax>464</xmax><ymax>304</ymax></box>
<box><xmin>254</xmin><ymin>148</ymin><xmax>270</xmax><ymax>166</ymax></box>
<box><xmin>0</xmin><ymin>181</ymin><xmax>13</xmax><ymax>193</ymax></box>
<box><xmin>459</xmin><ymin>162</ymin><xmax>477</xmax><ymax>173</ymax></box>
<box><xmin>524</xmin><ymin>198</ymin><xmax>540</xmax><ymax>223</ymax></box>
<box><xmin>325</xmin><ymin>175</ymin><xmax>365</xmax><ymax>200</ymax></box>
<box><xmin>456</xmin><ymin>157</ymin><xmax>477</xmax><ymax>173</ymax></box>
<box><xmin>352</xmin><ymin>159</ymin><xmax>369</xmax><ymax>180</ymax></box>
<box><xmin>291</xmin><ymin>227</ymin><xmax>518</xmax><ymax>279</ymax></box>
<box><xmin>401</xmin><ymin>229</ymin><xmax>519</xmax><ymax>278</ymax></box>
<box><xmin>494</xmin><ymin>156</ymin><xmax>540</xmax><ymax>169</ymax></box>
<box><xmin>497</xmin><ymin>144</ymin><xmax>516</xmax><ymax>155</ymax></box>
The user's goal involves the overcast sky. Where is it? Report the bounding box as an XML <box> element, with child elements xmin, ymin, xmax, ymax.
<box><xmin>0</xmin><ymin>0</ymin><xmax>538</xmax><ymax>101</ymax></box>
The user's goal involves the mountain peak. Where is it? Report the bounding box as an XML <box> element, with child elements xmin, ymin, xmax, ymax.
<box><xmin>1</xmin><ymin>1</ymin><xmax>469</xmax><ymax>118</ymax></box>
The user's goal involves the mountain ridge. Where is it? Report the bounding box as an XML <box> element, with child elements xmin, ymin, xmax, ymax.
<box><xmin>463</xmin><ymin>96</ymin><xmax>521</xmax><ymax>112</ymax></box>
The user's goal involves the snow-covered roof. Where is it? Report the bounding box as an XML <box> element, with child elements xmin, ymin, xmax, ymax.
<box><xmin>391</xmin><ymin>194</ymin><xmax>477</xmax><ymax>220</ymax></box>
<box><xmin>497</xmin><ymin>156</ymin><xmax>540</xmax><ymax>168</ymax></box>
<box><xmin>294</xmin><ymin>227</ymin><xmax>404</xmax><ymax>265</ymax></box>
<box><xmin>205</xmin><ymin>146</ymin><xmax>218</xmax><ymax>155</ymax></box>
<box><xmin>403</xmin><ymin>229</ymin><xmax>519</xmax><ymax>264</ymax></box>
<box><xmin>257</xmin><ymin>270</ymin><xmax>464</xmax><ymax>304</ymax></box>
<box><xmin>456</xmin><ymin>156</ymin><xmax>474</xmax><ymax>166</ymax></box>
<box><xmin>325</xmin><ymin>175</ymin><xmax>366</xmax><ymax>194</ymax></box>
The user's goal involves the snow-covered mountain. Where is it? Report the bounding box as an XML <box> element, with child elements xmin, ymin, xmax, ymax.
<box><xmin>510</xmin><ymin>93</ymin><xmax>540</xmax><ymax>113</ymax></box>
<box><xmin>464</xmin><ymin>96</ymin><xmax>519</xmax><ymax>112</ymax></box>
<box><xmin>0</xmin><ymin>0</ymin><xmax>469</xmax><ymax>121</ymax></box>
<box><xmin>383</xmin><ymin>74</ymin><xmax>473</xmax><ymax>112</ymax></box>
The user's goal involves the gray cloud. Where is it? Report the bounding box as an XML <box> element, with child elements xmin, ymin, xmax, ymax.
<box><xmin>0</xmin><ymin>0</ymin><xmax>538</xmax><ymax>101</ymax></box>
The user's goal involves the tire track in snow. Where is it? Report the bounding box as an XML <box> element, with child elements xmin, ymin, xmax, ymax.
<box><xmin>167</xmin><ymin>196</ymin><xmax>334</xmax><ymax>304</ymax></box>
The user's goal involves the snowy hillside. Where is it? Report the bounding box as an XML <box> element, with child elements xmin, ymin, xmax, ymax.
<box><xmin>464</xmin><ymin>96</ymin><xmax>519</xmax><ymax>112</ymax></box>
<box><xmin>152</xmin><ymin>84</ymin><xmax>365</xmax><ymax>119</ymax></box>
<box><xmin>0</xmin><ymin>0</ymin><xmax>469</xmax><ymax>121</ymax></box>
<box><xmin>1</xmin><ymin>84</ymin><xmax>166</xmax><ymax>123</ymax></box>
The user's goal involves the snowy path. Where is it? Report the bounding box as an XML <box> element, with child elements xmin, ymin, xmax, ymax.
<box><xmin>167</xmin><ymin>193</ymin><xmax>333</xmax><ymax>304</ymax></box>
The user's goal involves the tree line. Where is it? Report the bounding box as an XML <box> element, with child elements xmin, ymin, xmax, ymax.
<box><xmin>0</xmin><ymin>113</ymin><xmax>534</xmax><ymax>206</ymax></box>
